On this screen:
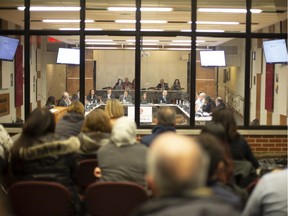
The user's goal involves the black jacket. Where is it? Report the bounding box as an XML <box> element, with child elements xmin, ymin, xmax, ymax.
<box><xmin>141</xmin><ymin>125</ymin><xmax>176</xmax><ymax>147</ymax></box>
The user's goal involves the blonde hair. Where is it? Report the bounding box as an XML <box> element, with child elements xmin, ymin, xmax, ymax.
<box><xmin>105</xmin><ymin>99</ymin><xmax>124</xmax><ymax>119</ymax></box>
<box><xmin>67</xmin><ymin>101</ymin><xmax>85</xmax><ymax>115</ymax></box>
<box><xmin>82</xmin><ymin>109</ymin><xmax>112</xmax><ymax>133</ymax></box>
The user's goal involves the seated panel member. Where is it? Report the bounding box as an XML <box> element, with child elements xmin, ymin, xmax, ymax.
<box><xmin>141</xmin><ymin>93</ymin><xmax>151</xmax><ymax>104</ymax></box>
<box><xmin>102</xmin><ymin>88</ymin><xmax>115</xmax><ymax>103</ymax></box>
<box><xmin>171</xmin><ymin>79</ymin><xmax>182</xmax><ymax>90</ymax></box>
<box><xmin>119</xmin><ymin>90</ymin><xmax>132</xmax><ymax>104</ymax></box>
<box><xmin>158</xmin><ymin>90</ymin><xmax>171</xmax><ymax>104</ymax></box>
<box><xmin>156</xmin><ymin>79</ymin><xmax>169</xmax><ymax>90</ymax></box>
<box><xmin>86</xmin><ymin>89</ymin><xmax>97</xmax><ymax>104</ymax></box>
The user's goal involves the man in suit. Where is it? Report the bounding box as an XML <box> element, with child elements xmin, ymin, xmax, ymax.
<box><xmin>58</xmin><ymin>91</ymin><xmax>71</xmax><ymax>107</ymax></box>
<box><xmin>158</xmin><ymin>90</ymin><xmax>170</xmax><ymax>104</ymax></box>
<box><xmin>156</xmin><ymin>79</ymin><xmax>169</xmax><ymax>90</ymax></box>
<box><xmin>119</xmin><ymin>90</ymin><xmax>132</xmax><ymax>104</ymax></box>
<box><xmin>102</xmin><ymin>88</ymin><xmax>115</xmax><ymax>103</ymax></box>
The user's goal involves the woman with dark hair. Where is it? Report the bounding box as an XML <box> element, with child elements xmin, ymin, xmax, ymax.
<box><xmin>86</xmin><ymin>89</ymin><xmax>97</xmax><ymax>104</ymax></box>
<box><xmin>171</xmin><ymin>79</ymin><xmax>181</xmax><ymax>90</ymax></box>
<box><xmin>10</xmin><ymin>108</ymin><xmax>81</xmax><ymax>214</ymax></box>
<box><xmin>212</xmin><ymin>108</ymin><xmax>259</xmax><ymax>169</ymax></box>
<box><xmin>44</xmin><ymin>96</ymin><xmax>56</xmax><ymax>109</ymax></box>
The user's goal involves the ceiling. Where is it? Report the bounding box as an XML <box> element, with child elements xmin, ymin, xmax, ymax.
<box><xmin>0</xmin><ymin>0</ymin><xmax>287</xmax><ymax>49</ymax></box>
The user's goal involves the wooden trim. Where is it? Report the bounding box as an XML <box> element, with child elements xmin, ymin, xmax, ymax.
<box><xmin>267</xmin><ymin>111</ymin><xmax>273</xmax><ymax>125</ymax></box>
<box><xmin>256</xmin><ymin>74</ymin><xmax>261</xmax><ymax>120</ymax></box>
<box><xmin>280</xmin><ymin>115</ymin><xmax>287</xmax><ymax>126</ymax></box>
<box><xmin>0</xmin><ymin>93</ymin><xmax>10</xmax><ymax>117</ymax></box>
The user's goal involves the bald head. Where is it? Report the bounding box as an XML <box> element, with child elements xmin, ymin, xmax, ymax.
<box><xmin>147</xmin><ymin>133</ymin><xmax>209</xmax><ymax>197</ymax></box>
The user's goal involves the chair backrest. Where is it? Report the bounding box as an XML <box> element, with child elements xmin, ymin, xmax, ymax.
<box><xmin>8</xmin><ymin>181</ymin><xmax>73</xmax><ymax>216</ymax></box>
<box><xmin>74</xmin><ymin>159</ymin><xmax>98</xmax><ymax>193</ymax></box>
<box><xmin>84</xmin><ymin>182</ymin><xmax>148</xmax><ymax>216</ymax></box>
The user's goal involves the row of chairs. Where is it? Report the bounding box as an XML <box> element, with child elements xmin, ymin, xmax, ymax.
<box><xmin>8</xmin><ymin>181</ymin><xmax>149</xmax><ymax>216</ymax></box>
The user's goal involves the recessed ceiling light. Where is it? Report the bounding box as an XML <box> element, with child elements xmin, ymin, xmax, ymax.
<box><xmin>172</xmin><ymin>40</ymin><xmax>205</xmax><ymax>43</ymax></box>
<box><xmin>43</xmin><ymin>19</ymin><xmax>93</xmax><ymax>23</ymax></box>
<box><xmin>86</xmin><ymin>42</ymin><xmax>117</xmax><ymax>45</ymax></box>
<box><xmin>107</xmin><ymin>7</ymin><xmax>173</xmax><ymax>12</ymax></box>
<box><xmin>120</xmin><ymin>29</ymin><xmax>164</xmax><ymax>31</ymax></box>
<box><xmin>85</xmin><ymin>39</ymin><xmax>113</xmax><ymax>42</ymax></box>
<box><xmin>59</xmin><ymin>28</ymin><xmax>103</xmax><ymax>30</ymax></box>
<box><xmin>17</xmin><ymin>6</ymin><xmax>81</xmax><ymax>11</ymax></box>
<box><xmin>115</xmin><ymin>20</ymin><xmax>167</xmax><ymax>24</ymax></box>
<box><xmin>198</xmin><ymin>8</ymin><xmax>262</xmax><ymax>13</ymax></box>
<box><xmin>181</xmin><ymin>29</ymin><xmax>225</xmax><ymax>32</ymax></box>
<box><xmin>188</xmin><ymin>21</ymin><xmax>239</xmax><ymax>25</ymax></box>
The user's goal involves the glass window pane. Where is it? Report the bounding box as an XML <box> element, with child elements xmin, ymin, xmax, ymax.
<box><xmin>142</xmin><ymin>0</ymin><xmax>191</xmax><ymax>32</ymax></box>
<box><xmin>250</xmin><ymin>38</ymin><xmax>288</xmax><ymax>126</ymax></box>
<box><xmin>86</xmin><ymin>0</ymin><xmax>135</xmax><ymax>31</ymax></box>
<box><xmin>30</xmin><ymin>0</ymin><xmax>80</xmax><ymax>30</ymax></box>
<box><xmin>197</xmin><ymin>0</ymin><xmax>246</xmax><ymax>33</ymax></box>
<box><xmin>196</xmin><ymin>37</ymin><xmax>245</xmax><ymax>126</ymax></box>
<box><xmin>252</xmin><ymin>0</ymin><xmax>287</xmax><ymax>33</ymax></box>
<box><xmin>0</xmin><ymin>0</ymin><xmax>24</xmax><ymax>30</ymax></box>
<box><xmin>140</xmin><ymin>36</ymin><xmax>191</xmax><ymax>126</ymax></box>
<box><xmin>0</xmin><ymin>35</ymin><xmax>23</xmax><ymax>123</ymax></box>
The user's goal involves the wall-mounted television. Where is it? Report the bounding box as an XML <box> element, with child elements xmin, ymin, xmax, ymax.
<box><xmin>57</xmin><ymin>48</ymin><xmax>80</xmax><ymax>65</ymax></box>
<box><xmin>0</xmin><ymin>36</ymin><xmax>20</xmax><ymax>61</ymax></box>
<box><xmin>200</xmin><ymin>50</ymin><xmax>226</xmax><ymax>67</ymax></box>
<box><xmin>263</xmin><ymin>39</ymin><xmax>288</xmax><ymax>64</ymax></box>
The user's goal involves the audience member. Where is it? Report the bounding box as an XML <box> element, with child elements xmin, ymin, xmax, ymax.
<box><xmin>132</xmin><ymin>133</ymin><xmax>240</xmax><ymax>216</ymax></box>
<box><xmin>119</xmin><ymin>90</ymin><xmax>133</xmax><ymax>104</ymax></box>
<box><xmin>156</xmin><ymin>79</ymin><xmax>169</xmax><ymax>90</ymax></box>
<box><xmin>195</xmin><ymin>92</ymin><xmax>206</xmax><ymax>112</ymax></box>
<box><xmin>71</xmin><ymin>93</ymin><xmax>79</xmax><ymax>102</ymax></box>
<box><xmin>95</xmin><ymin>117</ymin><xmax>147</xmax><ymax>187</ymax></box>
<box><xmin>158</xmin><ymin>90</ymin><xmax>171</xmax><ymax>104</ymax></box>
<box><xmin>141</xmin><ymin>107</ymin><xmax>176</xmax><ymax>147</ymax></box>
<box><xmin>242</xmin><ymin>169</ymin><xmax>287</xmax><ymax>216</ymax></box>
<box><xmin>171</xmin><ymin>79</ymin><xmax>181</xmax><ymax>90</ymax></box>
<box><xmin>105</xmin><ymin>99</ymin><xmax>124</xmax><ymax>126</ymax></box>
<box><xmin>58</xmin><ymin>91</ymin><xmax>71</xmax><ymax>107</ymax></box>
<box><xmin>122</xmin><ymin>77</ymin><xmax>132</xmax><ymax>90</ymax></box>
<box><xmin>0</xmin><ymin>124</ymin><xmax>12</xmax><ymax>173</ymax></box>
<box><xmin>212</xmin><ymin>108</ymin><xmax>259</xmax><ymax>169</ymax></box>
<box><xmin>197</xmin><ymin>134</ymin><xmax>246</xmax><ymax>210</ymax></box>
<box><xmin>55</xmin><ymin>101</ymin><xmax>85</xmax><ymax>139</ymax></box>
<box><xmin>44</xmin><ymin>96</ymin><xmax>56</xmax><ymax>109</ymax></box>
<box><xmin>141</xmin><ymin>93</ymin><xmax>151</xmax><ymax>104</ymax></box>
<box><xmin>10</xmin><ymin>108</ymin><xmax>80</xmax><ymax>214</ymax></box>
<box><xmin>86</xmin><ymin>89</ymin><xmax>97</xmax><ymax>104</ymax></box>
<box><xmin>215</xmin><ymin>97</ymin><xmax>226</xmax><ymax>109</ymax></box>
<box><xmin>76</xmin><ymin>109</ymin><xmax>112</xmax><ymax>160</ymax></box>
<box><xmin>114</xmin><ymin>78</ymin><xmax>123</xmax><ymax>90</ymax></box>
<box><xmin>202</xmin><ymin>95</ymin><xmax>216</xmax><ymax>113</ymax></box>
<box><xmin>102</xmin><ymin>88</ymin><xmax>115</xmax><ymax>103</ymax></box>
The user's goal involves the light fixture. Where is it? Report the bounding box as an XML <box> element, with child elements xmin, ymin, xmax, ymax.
<box><xmin>181</xmin><ymin>29</ymin><xmax>225</xmax><ymax>32</ymax></box>
<box><xmin>85</xmin><ymin>39</ymin><xmax>113</xmax><ymax>42</ymax></box>
<box><xmin>119</xmin><ymin>29</ymin><xmax>164</xmax><ymax>31</ymax></box>
<box><xmin>198</xmin><ymin>8</ymin><xmax>262</xmax><ymax>13</ymax></box>
<box><xmin>172</xmin><ymin>40</ymin><xmax>205</xmax><ymax>43</ymax></box>
<box><xmin>43</xmin><ymin>19</ymin><xmax>94</xmax><ymax>23</ymax></box>
<box><xmin>188</xmin><ymin>21</ymin><xmax>239</xmax><ymax>25</ymax></box>
<box><xmin>59</xmin><ymin>28</ymin><xmax>103</xmax><ymax>30</ymax></box>
<box><xmin>107</xmin><ymin>7</ymin><xmax>173</xmax><ymax>12</ymax></box>
<box><xmin>85</xmin><ymin>42</ymin><xmax>117</xmax><ymax>45</ymax></box>
<box><xmin>169</xmin><ymin>43</ymin><xmax>194</xmax><ymax>46</ymax></box>
<box><xmin>115</xmin><ymin>20</ymin><xmax>167</xmax><ymax>24</ymax></box>
<box><xmin>17</xmin><ymin>6</ymin><xmax>80</xmax><ymax>11</ymax></box>
<box><xmin>126</xmin><ymin>39</ymin><xmax>159</xmax><ymax>42</ymax></box>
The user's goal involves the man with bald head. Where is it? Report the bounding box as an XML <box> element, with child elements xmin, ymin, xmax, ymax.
<box><xmin>132</xmin><ymin>133</ymin><xmax>240</xmax><ymax>216</ymax></box>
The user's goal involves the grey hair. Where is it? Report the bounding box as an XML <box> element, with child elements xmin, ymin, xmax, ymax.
<box><xmin>157</xmin><ymin>107</ymin><xmax>176</xmax><ymax>126</ymax></box>
<box><xmin>147</xmin><ymin>138</ymin><xmax>209</xmax><ymax>197</ymax></box>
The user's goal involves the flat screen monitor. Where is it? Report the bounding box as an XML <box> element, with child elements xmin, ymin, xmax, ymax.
<box><xmin>263</xmin><ymin>39</ymin><xmax>288</xmax><ymax>64</ymax></box>
<box><xmin>200</xmin><ymin>50</ymin><xmax>226</xmax><ymax>67</ymax></box>
<box><xmin>0</xmin><ymin>36</ymin><xmax>19</xmax><ymax>61</ymax></box>
<box><xmin>57</xmin><ymin>48</ymin><xmax>80</xmax><ymax>65</ymax></box>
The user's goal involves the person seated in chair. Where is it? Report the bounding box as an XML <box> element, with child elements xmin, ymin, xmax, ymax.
<box><xmin>156</xmin><ymin>79</ymin><xmax>169</xmax><ymax>90</ymax></box>
<box><xmin>171</xmin><ymin>79</ymin><xmax>182</xmax><ymax>90</ymax></box>
<box><xmin>119</xmin><ymin>90</ymin><xmax>133</xmax><ymax>104</ymax></box>
<box><xmin>141</xmin><ymin>93</ymin><xmax>151</xmax><ymax>104</ymax></box>
<box><xmin>158</xmin><ymin>90</ymin><xmax>170</xmax><ymax>104</ymax></box>
<box><xmin>102</xmin><ymin>88</ymin><xmax>115</xmax><ymax>103</ymax></box>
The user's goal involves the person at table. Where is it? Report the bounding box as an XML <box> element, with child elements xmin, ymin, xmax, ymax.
<box><xmin>202</xmin><ymin>95</ymin><xmax>216</xmax><ymax>114</ymax></box>
<box><xmin>171</xmin><ymin>79</ymin><xmax>181</xmax><ymax>90</ymax></box>
<box><xmin>102</xmin><ymin>88</ymin><xmax>115</xmax><ymax>103</ymax></box>
<box><xmin>113</xmin><ymin>78</ymin><xmax>123</xmax><ymax>90</ymax></box>
<box><xmin>215</xmin><ymin>97</ymin><xmax>226</xmax><ymax>109</ymax></box>
<box><xmin>158</xmin><ymin>90</ymin><xmax>171</xmax><ymax>104</ymax></box>
<box><xmin>195</xmin><ymin>92</ymin><xmax>205</xmax><ymax>112</ymax></box>
<box><xmin>122</xmin><ymin>77</ymin><xmax>133</xmax><ymax>90</ymax></box>
<box><xmin>141</xmin><ymin>93</ymin><xmax>151</xmax><ymax>104</ymax></box>
<box><xmin>119</xmin><ymin>90</ymin><xmax>133</xmax><ymax>104</ymax></box>
<box><xmin>86</xmin><ymin>88</ymin><xmax>97</xmax><ymax>104</ymax></box>
<box><xmin>156</xmin><ymin>79</ymin><xmax>169</xmax><ymax>90</ymax></box>
<box><xmin>58</xmin><ymin>91</ymin><xmax>71</xmax><ymax>107</ymax></box>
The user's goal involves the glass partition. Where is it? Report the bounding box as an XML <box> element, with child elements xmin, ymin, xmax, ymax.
<box><xmin>0</xmin><ymin>1</ymin><xmax>24</xmax><ymax>30</ymax></box>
